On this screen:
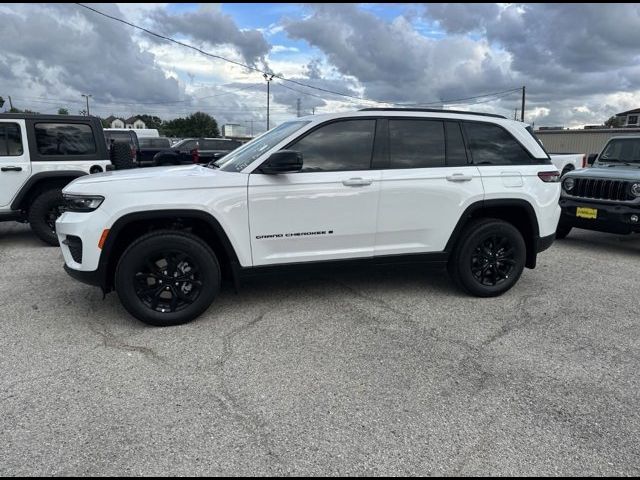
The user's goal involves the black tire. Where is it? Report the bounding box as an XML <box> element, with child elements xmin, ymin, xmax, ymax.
<box><xmin>561</xmin><ymin>166</ymin><xmax>573</xmax><ymax>177</ymax></box>
<box><xmin>115</xmin><ymin>231</ymin><xmax>221</xmax><ymax>326</ymax></box>
<box><xmin>448</xmin><ymin>218</ymin><xmax>526</xmax><ymax>297</ymax></box>
<box><xmin>110</xmin><ymin>142</ymin><xmax>135</xmax><ymax>170</ymax></box>
<box><xmin>555</xmin><ymin>222</ymin><xmax>572</xmax><ymax>240</ymax></box>
<box><xmin>28</xmin><ymin>189</ymin><xmax>65</xmax><ymax>246</ymax></box>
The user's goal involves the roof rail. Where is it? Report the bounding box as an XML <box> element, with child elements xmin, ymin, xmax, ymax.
<box><xmin>358</xmin><ymin>107</ymin><xmax>507</xmax><ymax>119</ymax></box>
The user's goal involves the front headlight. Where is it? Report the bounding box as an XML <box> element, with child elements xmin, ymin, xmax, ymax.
<box><xmin>563</xmin><ymin>177</ymin><xmax>575</xmax><ymax>192</ymax></box>
<box><xmin>630</xmin><ymin>183</ymin><xmax>640</xmax><ymax>197</ymax></box>
<box><xmin>63</xmin><ymin>194</ymin><xmax>104</xmax><ymax>212</ymax></box>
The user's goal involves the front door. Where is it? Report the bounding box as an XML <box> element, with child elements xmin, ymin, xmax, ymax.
<box><xmin>0</xmin><ymin>120</ymin><xmax>31</xmax><ymax>208</ymax></box>
<box><xmin>248</xmin><ymin>119</ymin><xmax>381</xmax><ymax>265</ymax></box>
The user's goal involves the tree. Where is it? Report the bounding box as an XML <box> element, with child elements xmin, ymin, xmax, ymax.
<box><xmin>0</xmin><ymin>96</ymin><xmax>4</xmax><ymax>109</ymax></box>
<box><xmin>604</xmin><ymin>115</ymin><xmax>624</xmax><ymax>128</ymax></box>
<box><xmin>58</xmin><ymin>108</ymin><xmax>69</xmax><ymax>115</ymax></box>
<box><xmin>163</xmin><ymin>112</ymin><xmax>220</xmax><ymax>138</ymax></box>
<box><xmin>135</xmin><ymin>114</ymin><xmax>163</xmax><ymax>130</ymax></box>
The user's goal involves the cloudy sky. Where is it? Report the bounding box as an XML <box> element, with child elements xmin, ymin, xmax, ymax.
<box><xmin>1</xmin><ymin>3</ymin><xmax>639</xmax><ymax>134</ymax></box>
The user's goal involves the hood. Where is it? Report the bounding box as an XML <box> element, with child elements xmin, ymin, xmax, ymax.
<box><xmin>565</xmin><ymin>165</ymin><xmax>640</xmax><ymax>182</ymax></box>
<box><xmin>63</xmin><ymin>165</ymin><xmax>247</xmax><ymax>195</ymax></box>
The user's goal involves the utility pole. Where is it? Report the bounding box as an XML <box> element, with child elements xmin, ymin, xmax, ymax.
<box><xmin>312</xmin><ymin>107</ymin><xmax>315</xmax><ymax>115</ymax></box>
<box><xmin>263</xmin><ymin>73</ymin><xmax>274</xmax><ymax>130</ymax></box>
<box><xmin>521</xmin><ymin>86</ymin><xmax>525</xmax><ymax>122</ymax></box>
<box><xmin>296</xmin><ymin>98</ymin><xmax>301</xmax><ymax>117</ymax></box>
<box><xmin>8</xmin><ymin>96</ymin><xmax>14</xmax><ymax>110</ymax></box>
<box><xmin>81</xmin><ymin>93</ymin><xmax>92</xmax><ymax>116</ymax></box>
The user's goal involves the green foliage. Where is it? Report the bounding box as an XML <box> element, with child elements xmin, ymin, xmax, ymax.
<box><xmin>162</xmin><ymin>112</ymin><xmax>220</xmax><ymax>138</ymax></box>
<box><xmin>57</xmin><ymin>108</ymin><xmax>69</xmax><ymax>115</ymax></box>
<box><xmin>135</xmin><ymin>114</ymin><xmax>163</xmax><ymax>130</ymax></box>
<box><xmin>604</xmin><ymin>116</ymin><xmax>624</xmax><ymax>128</ymax></box>
<box><xmin>0</xmin><ymin>96</ymin><xmax>4</xmax><ymax>109</ymax></box>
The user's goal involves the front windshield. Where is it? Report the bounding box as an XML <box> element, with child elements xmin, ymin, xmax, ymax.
<box><xmin>216</xmin><ymin>120</ymin><xmax>310</xmax><ymax>172</ymax></box>
<box><xmin>599</xmin><ymin>138</ymin><xmax>640</xmax><ymax>165</ymax></box>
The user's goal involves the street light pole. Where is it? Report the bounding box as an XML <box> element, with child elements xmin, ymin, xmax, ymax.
<box><xmin>81</xmin><ymin>94</ymin><xmax>92</xmax><ymax>116</ymax></box>
<box><xmin>263</xmin><ymin>73</ymin><xmax>274</xmax><ymax>130</ymax></box>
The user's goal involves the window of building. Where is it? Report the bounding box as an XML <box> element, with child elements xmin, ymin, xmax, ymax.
<box><xmin>627</xmin><ymin>115</ymin><xmax>638</xmax><ymax>126</ymax></box>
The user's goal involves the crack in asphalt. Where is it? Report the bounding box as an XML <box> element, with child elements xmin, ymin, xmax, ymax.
<box><xmin>212</xmin><ymin>311</ymin><xmax>286</xmax><ymax>473</ymax></box>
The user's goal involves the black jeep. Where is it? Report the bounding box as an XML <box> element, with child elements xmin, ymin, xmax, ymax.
<box><xmin>557</xmin><ymin>136</ymin><xmax>640</xmax><ymax>238</ymax></box>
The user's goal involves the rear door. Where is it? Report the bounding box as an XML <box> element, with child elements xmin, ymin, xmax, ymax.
<box><xmin>375</xmin><ymin>119</ymin><xmax>484</xmax><ymax>255</ymax></box>
<box><xmin>0</xmin><ymin>120</ymin><xmax>30</xmax><ymax>208</ymax></box>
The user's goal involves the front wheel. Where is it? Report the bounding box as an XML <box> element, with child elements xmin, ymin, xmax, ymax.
<box><xmin>28</xmin><ymin>189</ymin><xmax>65</xmax><ymax>246</ymax></box>
<box><xmin>448</xmin><ymin>218</ymin><xmax>526</xmax><ymax>297</ymax></box>
<box><xmin>115</xmin><ymin>231</ymin><xmax>221</xmax><ymax>326</ymax></box>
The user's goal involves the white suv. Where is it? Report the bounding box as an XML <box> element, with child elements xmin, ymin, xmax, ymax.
<box><xmin>0</xmin><ymin>114</ymin><xmax>111</xmax><ymax>245</ymax></box>
<box><xmin>57</xmin><ymin>109</ymin><xmax>561</xmax><ymax>326</ymax></box>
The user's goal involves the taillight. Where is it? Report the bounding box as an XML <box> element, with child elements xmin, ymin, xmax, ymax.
<box><xmin>131</xmin><ymin>147</ymin><xmax>136</xmax><ymax>160</ymax></box>
<box><xmin>538</xmin><ymin>171</ymin><xmax>560</xmax><ymax>183</ymax></box>
<box><xmin>191</xmin><ymin>148</ymin><xmax>200</xmax><ymax>163</ymax></box>
<box><xmin>582</xmin><ymin>154</ymin><xmax>587</xmax><ymax>168</ymax></box>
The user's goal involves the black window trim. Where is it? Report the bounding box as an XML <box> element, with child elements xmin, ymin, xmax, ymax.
<box><xmin>461</xmin><ymin>119</ymin><xmax>551</xmax><ymax>166</ymax></box>
<box><xmin>0</xmin><ymin>122</ymin><xmax>24</xmax><ymax>157</ymax></box>
<box><xmin>278</xmin><ymin>116</ymin><xmax>379</xmax><ymax>173</ymax></box>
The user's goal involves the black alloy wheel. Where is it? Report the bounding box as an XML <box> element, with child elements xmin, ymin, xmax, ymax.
<box><xmin>470</xmin><ymin>235</ymin><xmax>517</xmax><ymax>287</ymax></box>
<box><xmin>134</xmin><ymin>250</ymin><xmax>203</xmax><ymax>314</ymax></box>
<box><xmin>115</xmin><ymin>231</ymin><xmax>220</xmax><ymax>326</ymax></box>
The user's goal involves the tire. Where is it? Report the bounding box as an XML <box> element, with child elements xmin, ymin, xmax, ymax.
<box><xmin>110</xmin><ymin>142</ymin><xmax>135</xmax><ymax>170</ymax></box>
<box><xmin>448</xmin><ymin>218</ymin><xmax>526</xmax><ymax>297</ymax></box>
<box><xmin>561</xmin><ymin>166</ymin><xmax>573</xmax><ymax>177</ymax></box>
<box><xmin>28</xmin><ymin>189</ymin><xmax>65</xmax><ymax>246</ymax></box>
<box><xmin>555</xmin><ymin>222</ymin><xmax>572</xmax><ymax>240</ymax></box>
<box><xmin>115</xmin><ymin>231</ymin><xmax>221</xmax><ymax>326</ymax></box>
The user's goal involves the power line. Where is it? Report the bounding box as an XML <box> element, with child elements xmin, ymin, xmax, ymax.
<box><xmin>75</xmin><ymin>3</ymin><xmax>378</xmax><ymax>104</ymax></box>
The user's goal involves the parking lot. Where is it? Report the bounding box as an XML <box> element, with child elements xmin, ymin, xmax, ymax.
<box><xmin>1</xmin><ymin>222</ymin><xmax>639</xmax><ymax>476</ymax></box>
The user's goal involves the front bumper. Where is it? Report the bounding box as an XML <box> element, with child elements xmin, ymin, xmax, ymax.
<box><xmin>64</xmin><ymin>264</ymin><xmax>103</xmax><ymax>288</ymax></box>
<box><xmin>559</xmin><ymin>198</ymin><xmax>640</xmax><ymax>234</ymax></box>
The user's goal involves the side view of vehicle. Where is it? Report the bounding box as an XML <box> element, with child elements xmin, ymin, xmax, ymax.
<box><xmin>0</xmin><ymin>114</ymin><xmax>111</xmax><ymax>245</ymax></box>
<box><xmin>557</xmin><ymin>136</ymin><xmax>640</xmax><ymax>238</ymax></box>
<box><xmin>57</xmin><ymin>108</ymin><xmax>561</xmax><ymax>326</ymax></box>
<box><xmin>153</xmin><ymin>137</ymin><xmax>242</xmax><ymax>166</ymax></box>
<box><xmin>549</xmin><ymin>153</ymin><xmax>587</xmax><ymax>177</ymax></box>
<box><xmin>137</xmin><ymin>137</ymin><xmax>172</xmax><ymax>165</ymax></box>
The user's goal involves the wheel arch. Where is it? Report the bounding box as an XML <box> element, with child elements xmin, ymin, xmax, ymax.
<box><xmin>10</xmin><ymin>171</ymin><xmax>88</xmax><ymax>211</ymax></box>
<box><xmin>445</xmin><ymin>199</ymin><xmax>540</xmax><ymax>269</ymax></box>
<box><xmin>99</xmin><ymin>210</ymin><xmax>241</xmax><ymax>292</ymax></box>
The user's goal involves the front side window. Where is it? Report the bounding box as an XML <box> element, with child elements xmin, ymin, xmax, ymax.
<box><xmin>389</xmin><ymin>119</ymin><xmax>445</xmax><ymax>168</ymax></box>
<box><xmin>35</xmin><ymin>123</ymin><xmax>96</xmax><ymax>156</ymax></box>
<box><xmin>464</xmin><ymin>122</ymin><xmax>531</xmax><ymax>165</ymax></box>
<box><xmin>290</xmin><ymin>119</ymin><xmax>375</xmax><ymax>172</ymax></box>
<box><xmin>0</xmin><ymin>123</ymin><xmax>23</xmax><ymax>156</ymax></box>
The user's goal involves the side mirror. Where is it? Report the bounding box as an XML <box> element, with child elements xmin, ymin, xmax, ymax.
<box><xmin>259</xmin><ymin>150</ymin><xmax>303</xmax><ymax>174</ymax></box>
<box><xmin>587</xmin><ymin>153</ymin><xmax>597</xmax><ymax>166</ymax></box>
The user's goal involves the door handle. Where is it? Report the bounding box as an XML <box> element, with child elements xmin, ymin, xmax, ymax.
<box><xmin>446</xmin><ymin>173</ymin><xmax>473</xmax><ymax>182</ymax></box>
<box><xmin>1</xmin><ymin>166</ymin><xmax>22</xmax><ymax>172</ymax></box>
<box><xmin>342</xmin><ymin>178</ymin><xmax>372</xmax><ymax>187</ymax></box>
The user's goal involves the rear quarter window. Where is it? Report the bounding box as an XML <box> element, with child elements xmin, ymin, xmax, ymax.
<box><xmin>463</xmin><ymin>121</ymin><xmax>532</xmax><ymax>165</ymax></box>
<box><xmin>35</xmin><ymin>123</ymin><xmax>97</xmax><ymax>156</ymax></box>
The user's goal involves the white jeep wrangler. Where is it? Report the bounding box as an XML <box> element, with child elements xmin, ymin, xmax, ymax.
<box><xmin>57</xmin><ymin>109</ymin><xmax>561</xmax><ymax>326</ymax></box>
<box><xmin>0</xmin><ymin>114</ymin><xmax>111</xmax><ymax>245</ymax></box>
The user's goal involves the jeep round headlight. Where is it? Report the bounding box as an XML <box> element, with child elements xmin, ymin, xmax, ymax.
<box><xmin>563</xmin><ymin>177</ymin><xmax>575</xmax><ymax>192</ymax></box>
<box><xmin>63</xmin><ymin>194</ymin><xmax>104</xmax><ymax>212</ymax></box>
<box><xmin>630</xmin><ymin>183</ymin><xmax>640</xmax><ymax>197</ymax></box>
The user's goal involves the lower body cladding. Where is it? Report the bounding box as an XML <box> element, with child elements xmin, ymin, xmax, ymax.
<box><xmin>559</xmin><ymin>198</ymin><xmax>640</xmax><ymax>234</ymax></box>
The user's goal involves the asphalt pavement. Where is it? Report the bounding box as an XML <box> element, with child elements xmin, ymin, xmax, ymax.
<box><xmin>1</xmin><ymin>222</ymin><xmax>639</xmax><ymax>475</ymax></box>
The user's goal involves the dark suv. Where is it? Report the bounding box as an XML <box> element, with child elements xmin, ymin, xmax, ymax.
<box><xmin>557</xmin><ymin>136</ymin><xmax>640</xmax><ymax>238</ymax></box>
<box><xmin>153</xmin><ymin>137</ymin><xmax>241</xmax><ymax>166</ymax></box>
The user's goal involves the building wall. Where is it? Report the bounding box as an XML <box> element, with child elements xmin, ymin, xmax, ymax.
<box><xmin>133</xmin><ymin>120</ymin><xmax>146</xmax><ymax>129</ymax></box>
<box><xmin>110</xmin><ymin>119</ymin><xmax>125</xmax><ymax>128</ymax></box>
<box><xmin>535</xmin><ymin>128</ymin><xmax>640</xmax><ymax>155</ymax></box>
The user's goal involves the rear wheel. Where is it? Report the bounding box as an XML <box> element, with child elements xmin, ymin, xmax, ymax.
<box><xmin>28</xmin><ymin>189</ymin><xmax>64</xmax><ymax>246</ymax></box>
<box><xmin>448</xmin><ymin>218</ymin><xmax>526</xmax><ymax>297</ymax></box>
<box><xmin>115</xmin><ymin>231</ymin><xmax>220</xmax><ymax>326</ymax></box>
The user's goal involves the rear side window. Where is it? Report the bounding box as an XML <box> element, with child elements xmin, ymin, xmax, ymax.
<box><xmin>389</xmin><ymin>120</ymin><xmax>445</xmax><ymax>168</ymax></box>
<box><xmin>290</xmin><ymin>119</ymin><xmax>375</xmax><ymax>172</ymax></box>
<box><xmin>464</xmin><ymin>122</ymin><xmax>531</xmax><ymax>165</ymax></box>
<box><xmin>0</xmin><ymin>123</ymin><xmax>23</xmax><ymax>156</ymax></box>
<box><xmin>35</xmin><ymin>123</ymin><xmax>96</xmax><ymax>156</ymax></box>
